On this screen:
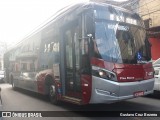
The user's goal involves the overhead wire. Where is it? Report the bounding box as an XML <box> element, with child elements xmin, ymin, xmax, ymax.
<box><xmin>141</xmin><ymin>9</ymin><xmax>160</xmax><ymax>16</ymax></box>
<box><xmin>120</xmin><ymin>0</ymin><xmax>138</xmax><ymax>7</ymax></box>
<box><xmin>136</xmin><ymin>1</ymin><xmax>160</xmax><ymax>17</ymax></box>
<box><xmin>131</xmin><ymin>0</ymin><xmax>158</xmax><ymax>11</ymax></box>
<box><xmin>138</xmin><ymin>3</ymin><xmax>160</xmax><ymax>14</ymax></box>
<box><xmin>143</xmin><ymin>0</ymin><xmax>150</xmax><ymax>19</ymax></box>
<box><xmin>121</xmin><ymin>0</ymin><xmax>160</xmax><ymax>18</ymax></box>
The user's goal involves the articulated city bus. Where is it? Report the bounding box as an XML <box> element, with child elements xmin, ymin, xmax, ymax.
<box><xmin>4</xmin><ymin>2</ymin><xmax>154</xmax><ymax>105</ymax></box>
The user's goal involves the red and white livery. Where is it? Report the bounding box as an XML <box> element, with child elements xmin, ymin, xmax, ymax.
<box><xmin>4</xmin><ymin>2</ymin><xmax>154</xmax><ymax>105</ymax></box>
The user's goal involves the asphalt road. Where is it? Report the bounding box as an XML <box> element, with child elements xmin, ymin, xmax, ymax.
<box><xmin>0</xmin><ymin>83</ymin><xmax>160</xmax><ymax>120</ymax></box>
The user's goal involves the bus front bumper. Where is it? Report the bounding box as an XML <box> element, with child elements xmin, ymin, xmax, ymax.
<box><xmin>89</xmin><ymin>76</ymin><xmax>154</xmax><ymax>104</ymax></box>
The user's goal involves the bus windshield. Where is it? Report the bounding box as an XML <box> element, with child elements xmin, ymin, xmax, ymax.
<box><xmin>94</xmin><ymin>20</ymin><xmax>150</xmax><ymax>64</ymax></box>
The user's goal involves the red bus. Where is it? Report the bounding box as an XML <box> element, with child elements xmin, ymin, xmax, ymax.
<box><xmin>4</xmin><ymin>2</ymin><xmax>154</xmax><ymax>105</ymax></box>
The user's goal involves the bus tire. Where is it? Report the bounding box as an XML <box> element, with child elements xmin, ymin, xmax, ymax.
<box><xmin>49</xmin><ymin>84</ymin><xmax>59</xmax><ymax>104</ymax></box>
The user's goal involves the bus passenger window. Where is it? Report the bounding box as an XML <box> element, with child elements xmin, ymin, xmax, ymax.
<box><xmin>44</xmin><ymin>44</ymin><xmax>47</xmax><ymax>52</ymax></box>
<box><xmin>30</xmin><ymin>63</ymin><xmax>35</xmax><ymax>71</ymax></box>
<box><xmin>21</xmin><ymin>63</ymin><xmax>27</xmax><ymax>71</ymax></box>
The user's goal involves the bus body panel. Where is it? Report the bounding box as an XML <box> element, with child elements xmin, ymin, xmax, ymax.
<box><xmin>91</xmin><ymin>58</ymin><xmax>154</xmax><ymax>82</ymax></box>
<box><xmin>81</xmin><ymin>75</ymin><xmax>92</xmax><ymax>104</ymax></box>
<box><xmin>90</xmin><ymin>76</ymin><xmax>154</xmax><ymax>104</ymax></box>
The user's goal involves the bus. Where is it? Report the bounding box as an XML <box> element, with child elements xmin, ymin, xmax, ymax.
<box><xmin>4</xmin><ymin>2</ymin><xmax>154</xmax><ymax>105</ymax></box>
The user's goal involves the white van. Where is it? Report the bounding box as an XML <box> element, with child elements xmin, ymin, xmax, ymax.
<box><xmin>153</xmin><ymin>58</ymin><xmax>160</xmax><ymax>91</ymax></box>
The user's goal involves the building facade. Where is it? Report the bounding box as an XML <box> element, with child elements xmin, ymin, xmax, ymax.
<box><xmin>137</xmin><ymin>0</ymin><xmax>160</xmax><ymax>61</ymax></box>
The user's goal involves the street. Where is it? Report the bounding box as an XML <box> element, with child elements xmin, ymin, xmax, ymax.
<box><xmin>0</xmin><ymin>83</ymin><xmax>160</xmax><ymax>120</ymax></box>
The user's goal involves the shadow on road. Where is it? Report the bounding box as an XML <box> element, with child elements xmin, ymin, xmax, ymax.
<box><xmin>12</xmin><ymin>87</ymin><xmax>160</xmax><ymax>111</ymax></box>
<box><xmin>12</xmin><ymin>87</ymin><xmax>50</xmax><ymax>102</ymax></box>
<box><xmin>145</xmin><ymin>91</ymin><xmax>160</xmax><ymax>99</ymax></box>
<box><xmin>2</xmin><ymin>85</ymin><xmax>160</xmax><ymax>119</ymax></box>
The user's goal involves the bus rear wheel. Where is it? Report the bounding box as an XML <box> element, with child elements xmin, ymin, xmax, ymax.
<box><xmin>49</xmin><ymin>85</ymin><xmax>59</xmax><ymax>104</ymax></box>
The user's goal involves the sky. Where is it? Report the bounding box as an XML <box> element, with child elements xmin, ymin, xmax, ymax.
<box><xmin>0</xmin><ymin>0</ymin><xmax>128</xmax><ymax>48</ymax></box>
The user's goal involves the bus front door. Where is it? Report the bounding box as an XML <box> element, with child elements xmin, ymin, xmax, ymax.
<box><xmin>62</xmin><ymin>22</ymin><xmax>81</xmax><ymax>99</ymax></box>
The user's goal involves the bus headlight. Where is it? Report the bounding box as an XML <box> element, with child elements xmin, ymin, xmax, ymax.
<box><xmin>99</xmin><ymin>70</ymin><xmax>104</xmax><ymax>76</ymax></box>
<box><xmin>147</xmin><ymin>71</ymin><xmax>154</xmax><ymax>76</ymax></box>
<box><xmin>92</xmin><ymin>66</ymin><xmax>117</xmax><ymax>81</ymax></box>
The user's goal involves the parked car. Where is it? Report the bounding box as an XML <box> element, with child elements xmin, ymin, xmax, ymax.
<box><xmin>153</xmin><ymin>58</ymin><xmax>160</xmax><ymax>92</ymax></box>
<box><xmin>0</xmin><ymin>70</ymin><xmax>4</xmax><ymax>83</ymax></box>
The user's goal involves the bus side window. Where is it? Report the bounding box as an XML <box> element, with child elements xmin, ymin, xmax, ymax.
<box><xmin>48</xmin><ymin>44</ymin><xmax>51</xmax><ymax>52</ymax></box>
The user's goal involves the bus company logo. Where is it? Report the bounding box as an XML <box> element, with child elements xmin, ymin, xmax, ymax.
<box><xmin>120</xmin><ymin>77</ymin><xmax>134</xmax><ymax>80</ymax></box>
<box><xmin>2</xmin><ymin>112</ymin><xmax>11</xmax><ymax>117</ymax></box>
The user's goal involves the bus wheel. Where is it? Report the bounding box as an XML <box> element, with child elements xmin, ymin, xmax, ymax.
<box><xmin>49</xmin><ymin>85</ymin><xmax>59</xmax><ymax>104</ymax></box>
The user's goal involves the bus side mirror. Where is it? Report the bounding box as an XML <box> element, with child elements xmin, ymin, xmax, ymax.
<box><xmin>87</xmin><ymin>34</ymin><xmax>92</xmax><ymax>38</ymax></box>
<box><xmin>87</xmin><ymin>34</ymin><xmax>93</xmax><ymax>43</ymax></box>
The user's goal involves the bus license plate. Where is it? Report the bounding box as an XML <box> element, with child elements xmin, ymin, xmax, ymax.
<box><xmin>134</xmin><ymin>91</ymin><xmax>144</xmax><ymax>97</ymax></box>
